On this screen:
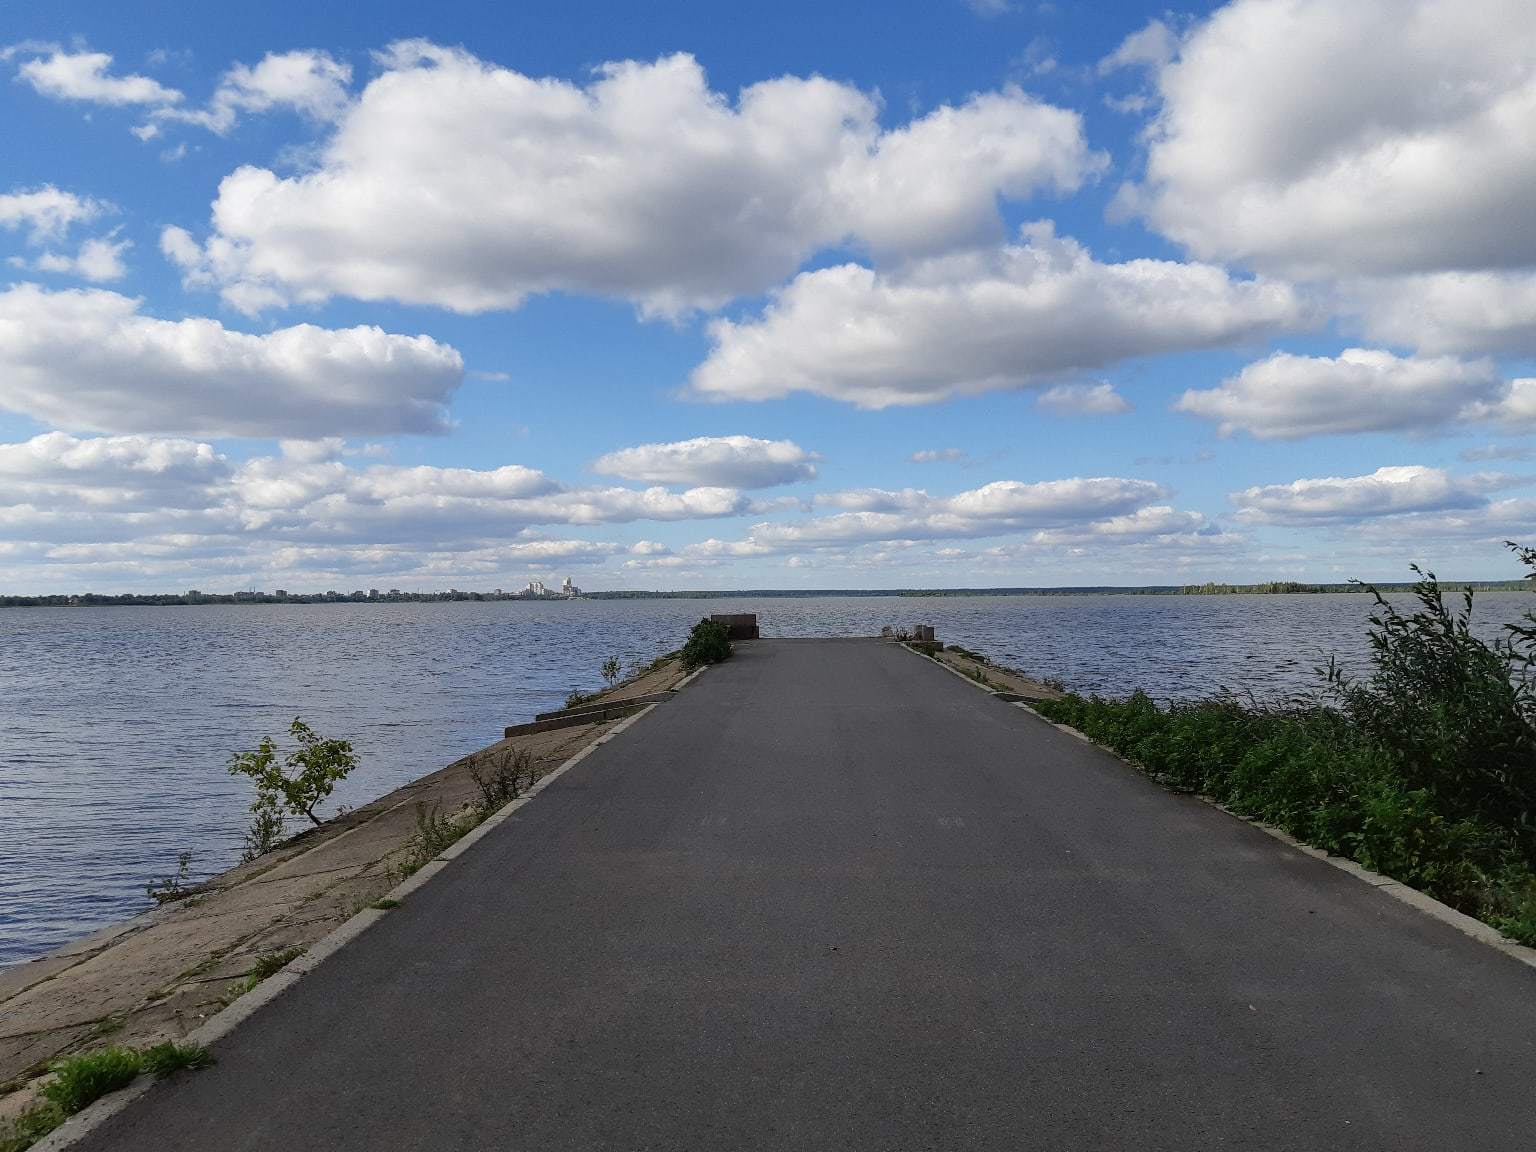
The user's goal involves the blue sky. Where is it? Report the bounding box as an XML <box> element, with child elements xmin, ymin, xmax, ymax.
<box><xmin>3</xmin><ymin>0</ymin><xmax>1535</xmax><ymax>592</ymax></box>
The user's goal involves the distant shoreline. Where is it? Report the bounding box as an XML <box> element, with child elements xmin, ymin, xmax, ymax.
<box><xmin>1</xmin><ymin>580</ymin><xmax>1528</xmax><ymax>607</ymax></box>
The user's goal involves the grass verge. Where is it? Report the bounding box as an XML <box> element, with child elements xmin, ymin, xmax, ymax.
<box><xmin>1031</xmin><ymin>555</ymin><xmax>1536</xmax><ymax>948</ymax></box>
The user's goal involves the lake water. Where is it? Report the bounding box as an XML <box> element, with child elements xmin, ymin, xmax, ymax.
<box><xmin>3</xmin><ymin>591</ymin><xmax>1532</xmax><ymax>966</ymax></box>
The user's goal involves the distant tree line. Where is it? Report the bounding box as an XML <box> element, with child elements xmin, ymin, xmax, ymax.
<box><xmin>2</xmin><ymin>580</ymin><xmax>1528</xmax><ymax>608</ymax></box>
<box><xmin>0</xmin><ymin>589</ymin><xmax>551</xmax><ymax>608</ymax></box>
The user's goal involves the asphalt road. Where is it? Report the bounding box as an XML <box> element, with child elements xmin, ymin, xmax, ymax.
<box><xmin>80</xmin><ymin>639</ymin><xmax>1536</xmax><ymax>1150</ymax></box>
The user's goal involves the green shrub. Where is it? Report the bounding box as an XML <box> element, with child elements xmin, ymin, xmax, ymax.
<box><xmin>1030</xmin><ymin>549</ymin><xmax>1536</xmax><ymax>940</ymax></box>
<box><xmin>469</xmin><ymin>746</ymin><xmax>535</xmax><ymax>818</ymax></box>
<box><xmin>680</xmin><ymin>618</ymin><xmax>731</xmax><ymax>670</ymax></box>
<box><xmin>1325</xmin><ymin>561</ymin><xmax>1536</xmax><ymax>857</ymax></box>
<box><xmin>229</xmin><ymin>719</ymin><xmax>358</xmax><ymax>859</ymax></box>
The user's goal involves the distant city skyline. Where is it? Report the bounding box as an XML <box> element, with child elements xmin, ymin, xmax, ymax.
<box><xmin>3</xmin><ymin>1</ymin><xmax>1535</xmax><ymax>593</ymax></box>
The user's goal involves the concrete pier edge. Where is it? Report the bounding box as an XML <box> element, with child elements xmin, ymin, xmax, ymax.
<box><xmin>25</xmin><ymin>673</ymin><xmax>707</xmax><ymax>1152</ymax></box>
<box><xmin>899</xmin><ymin>640</ymin><xmax>1536</xmax><ymax>975</ymax></box>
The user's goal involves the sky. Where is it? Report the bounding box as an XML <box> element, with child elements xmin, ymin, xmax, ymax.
<box><xmin>3</xmin><ymin>0</ymin><xmax>1536</xmax><ymax>593</ymax></box>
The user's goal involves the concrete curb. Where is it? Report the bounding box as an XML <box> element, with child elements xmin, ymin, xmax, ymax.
<box><xmin>28</xmin><ymin>697</ymin><xmax>674</xmax><ymax>1151</ymax></box>
<box><xmin>533</xmin><ymin>691</ymin><xmax>674</xmax><ymax>723</ymax></box>
<box><xmin>903</xmin><ymin>643</ymin><xmax>1016</xmax><ymax>699</ymax></box>
<box><xmin>505</xmin><ymin>699</ymin><xmax>654</xmax><ymax>737</ymax></box>
<box><xmin>672</xmin><ymin>662</ymin><xmax>711</xmax><ymax>690</ymax></box>
<box><xmin>898</xmin><ymin>641</ymin><xmax>1536</xmax><ymax>976</ymax></box>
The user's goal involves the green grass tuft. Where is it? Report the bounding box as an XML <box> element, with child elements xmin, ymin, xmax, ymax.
<box><xmin>248</xmin><ymin>947</ymin><xmax>304</xmax><ymax>982</ymax></box>
<box><xmin>0</xmin><ymin>1101</ymin><xmax>66</xmax><ymax>1152</ymax></box>
<box><xmin>40</xmin><ymin>1047</ymin><xmax>142</xmax><ymax>1115</ymax></box>
<box><xmin>1</xmin><ymin>1041</ymin><xmax>215</xmax><ymax>1150</ymax></box>
<box><xmin>139</xmin><ymin>1042</ymin><xmax>212</xmax><ymax>1076</ymax></box>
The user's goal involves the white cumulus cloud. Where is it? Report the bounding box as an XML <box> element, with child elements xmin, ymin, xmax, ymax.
<box><xmin>1347</xmin><ymin>271</ymin><xmax>1536</xmax><ymax>357</ymax></box>
<box><xmin>1230</xmin><ymin>466</ymin><xmax>1507</xmax><ymax>524</ymax></box>
<box><xmin>162</xmin><ymin>43</ymin><xmax>1102</xmax><ymax>316</ymax></box>
<box><xmin>691</xmin><ymin>224</ymin><xmax>1301</xmax><ymax>407</ymax></box>
<box><xmin>147</xmin><ymin>50</ymin><xmax>352</xmax><ymax>136</ymax></box>
<box><xmin>592</xmin><ymin>435</ymin><xmax>819</xmax><ymax>488</ymax></box>
<box><xmin>16</xmin><ymin>49</ymin><xmax>183</xmax><ymax>106</ymax></box>
<box><xmin>25</xmin><ymin>235</ymin><xmax>131</xmax><ymax>282</ymax></box>
<box><xmin>1177</xmin><ymin>348</ymin><xmax>1504</xmax><ymax>439</ymax></box>
<box><xmin>1462</xmin><ymin>378</ymin><xmax>1536</xmax><ymax>432</ymax></box>
<box><xmin>1036</xmin><ymin>382</ymin><xmax>1132</xmax><ymax>416</ymax></box>
<box><xmin>0</xmin><ymin>431</ymin><xmax>230</xmax><ymax>510</ymax></box>
<box><xmin>739</xmin><ymin>477</ymin><xmax>1169</xmax><ymax>548</ymax></box>
<box><xmin>0</xmin><ymin>186</ymin><xmax>107</xmax><ymax>244</ymax></box>
<box><xmin>0</xmin><ymin>432</ymin><xmax>760</xmax><ymax>589</ymax></box>
<box><xmin>1098</xmin><ymin>19</ymin><xmax>1179</xmax><ymax>74</ymax></box>
<box><xmin>0</xmin><ymin>284</ymin><xmax>464</xmax><ymax>438</ymax></box>
<box><xmin>1125</xmin><ymin>0</ymin><xmax>1536</xmax><ymax>279</ymax></box>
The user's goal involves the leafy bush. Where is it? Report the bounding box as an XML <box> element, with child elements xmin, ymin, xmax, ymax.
<box><xmin>680</xmin><ymin>618</ymin><xmax>732</xmax><ymax>670</ymax></box>
<box><xmin>229</xmin><ymin>719</ymin><xmax>358</xmax><ymax>859</ymax></box>
<box><xmin>601</xmin><ymin>655</ymin><xmax>623</xmax><ymax>686</ymax></box>
<box><xmin>469</xmin><ymin>746</ymin><xmax>535</xmax><ymax>818</ymax></box>
<box><xmin>1325</xmin><ymin>563</ymin><xmax>1536</xmax><ymax>857</ymax></box>
<box><xmin>1033</xmin><ymin>550</ymin><xmax>1536</xmax><ymax>947</ymax></box>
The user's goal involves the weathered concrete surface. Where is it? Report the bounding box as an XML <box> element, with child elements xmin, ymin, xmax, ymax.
<box><xmin>919</xmin><ymin>640</ymin><xmax>1066</xmax><ymax>701</ymax></box>
<box><xmin>0</xmin><ymin>656</ymin><xmax>688</xmax><ymax>1119</ymax></box>
<box><xmin>68</xmin><ymin>638</ymin><xmax>1536</xmax><ymax>1151</ymax></box>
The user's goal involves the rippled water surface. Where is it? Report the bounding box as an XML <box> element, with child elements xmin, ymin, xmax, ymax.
<box><xmin>3</xmin><ymin>592</ymin><xmax>1532</xmax><ymax>965</ymax></box>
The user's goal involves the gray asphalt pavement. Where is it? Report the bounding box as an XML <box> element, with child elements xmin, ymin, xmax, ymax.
<box><xmin>79</xmin><ymin>639</ymin><xmax>1536</xmax><ymax>1150</ymax></box>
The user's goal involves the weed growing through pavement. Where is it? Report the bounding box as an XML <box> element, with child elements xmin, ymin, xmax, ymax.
<box><xmin>139</xmin><ymin>1043</ymin><xmax>213</xmax><ymax>1076</ymax></box>
<box><xmin>395</xmin><ymin>802</ymin><xmax>475</xmax><ymax>879</ymax></box>
<box><xmin>248</xmin><ymin>947</ymin><xmax>304</xmax><ymax>982</ymax></box>
<box><xmin>222</xmin><ymin>946</ymin><xmax>306</xmax><ymax>1003</ymax></box>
